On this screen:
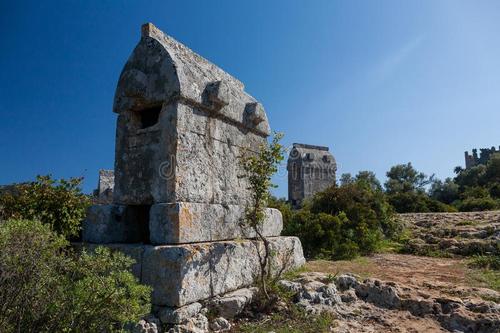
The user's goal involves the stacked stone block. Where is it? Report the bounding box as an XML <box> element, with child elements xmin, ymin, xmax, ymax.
<box><xmin>79</xmin><ymin>23</ymin><xmax>305</xmax><ymax>323</ymax></box>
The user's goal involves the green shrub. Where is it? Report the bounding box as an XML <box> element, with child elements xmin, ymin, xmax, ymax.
<box><xmin>283</xmin><ymin>182</ymin><xmax>399</xmax><ymax>260</ymax></box>
<box><xmin>387</xmin><ymin>191</ymin><xmax>456</xmax><ymax>213</ymax></box>
<box><xmin>0</xmin><ymin>175</ymin><xmax>90</xmax><ymax>239</ymax></box>
<box><xmin>469</xmin><ymin>255</ymin><xmax>500</xmax><ymax>270</ymax></box>
<box><xmin>455</xmin><ymin>197</ymin><xmax>499</xmax><ymax>212</ymax></box>
<box><xmin>0</xmin><ymin>219</ymin><xmax>151</xmax><ymax>333</ymax></box>
<box><xmin>238</xmin><ymin>302</ymin><xmax>335</xmax><ymax>333</ymax></box>
<box><xmin>489</xmin><ymin>183</ymin><xmax>500</xmax><ymax>199</ymax></box>
<box><xmin>429</xmin><ymin>177</ymin><xmax>460</xmax><ymax>204</ymax></box>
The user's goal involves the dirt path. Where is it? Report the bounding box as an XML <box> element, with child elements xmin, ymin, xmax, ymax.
<box><xmin>307</xmin><ymin>254</ymin><xmax>468</xmax><ymax>286</ymax></box>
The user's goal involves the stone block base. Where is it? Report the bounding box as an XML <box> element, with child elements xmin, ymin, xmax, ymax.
<box><xmin>156</xmin><ymin>287</ymin><xmax>258</xmax><ymax>324</ymax></box>
<box><xmin>76</xmin><ymin>236</ymin><xmax>304</xmax><ymax>307</ymax></box>
<box><xmin>149</xmin><ymin>202</ymin><xmax>283</xmax><ymax>244</ymax></box>
<box><xmin>82</xmin><ymin>202</ymin><xmax>283</xmax><ymax>245</ymax></box>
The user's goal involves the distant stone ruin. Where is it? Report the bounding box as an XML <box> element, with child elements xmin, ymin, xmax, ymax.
<box><xmin>92</xmin><ymin>169</ymin><xmax>114</xmax><ymax>204</ymax></box>
<box><xmin>464</xmin><ymin>146</ymin><xmax>500</xmax><ymax>169</ymax></box>
<box><xmin>79</xmin><ymin>23</ymin><xmax>304</xmax><ymax>327</ymax></box>
<box><xmin>287</xmin><ymin>143</ymin><xmax>336</xmax><ymax>207</ymax></box>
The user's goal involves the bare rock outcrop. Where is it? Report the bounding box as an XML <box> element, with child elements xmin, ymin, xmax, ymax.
<box><xmin>278</xmin><ymin>272</ymin><xmax>500</xmax><ymax>333</ymax></box>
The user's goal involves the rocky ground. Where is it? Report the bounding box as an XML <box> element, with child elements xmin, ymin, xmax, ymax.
<box><xmin>304</xmin><ymin>254</ymin><xmax>499</xmax><ymax>332</ymax></box>
<box><xmin>134</xmin><ymin>212</ymin><xmax>500</xmax><ymax>332</ymax></box>
<box><xmin>278</xmin><ymin>270</ymin><xmax>499</xmax><ymax>333</ymax></box>
<box><xmin>397</xmin><ymin>211</ymin><xmax>500</xmax><ymax>256</ymax></box>
<box><xmin>229</xmin><ymin>210</ymin><xmax>500</xmax><ymax>333</ymax></box>
<box><xmin>135</xmin><ymin>256</ymin><xmax>500</xmax><ymax>332</ymax></box>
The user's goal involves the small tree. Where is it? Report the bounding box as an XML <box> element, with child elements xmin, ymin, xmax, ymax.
<box><xmin>385</xmin><ymin>162</ymin><xmax>434</xmax><ymax>194</ymax></box>
<box><xmin>0</xmin><ymin>175</ymin><xmax>90</xmax><ymax>239</ymax></box>
<box><xmin>240</xmin><ymin>132</ymin><xmax>285</xmax><ymax>300</ymax></box>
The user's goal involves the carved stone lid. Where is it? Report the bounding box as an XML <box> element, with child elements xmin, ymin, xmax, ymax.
<box><xmin>113</xmin><ymin>23</ymin><xmax>270</xmax><ymax>136</ymax></box>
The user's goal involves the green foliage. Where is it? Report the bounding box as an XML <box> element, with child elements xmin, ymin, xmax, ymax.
<box><xmin>355</xmin><ymin>170</ymin><xmax>383</xmax><ymax>192</ymax></box>
<box><xmin>467</xmin><ymin>265</ymin><xmax>500</xmax><ymax>292</ymax></box>
<box><xmin>0</xmin><ymin>175</ymin><xmax>90</xmax><ymax>238</ymax></box>
<box><xmin>429</xmin><ymin>177</ymin><xmax>460</xmax><ymax>204</ymax></box>
<box><xmin>238</xmin><ymin>303</ymin><xmax>336</xmax><ymax>333</ymax></box>
<box><xmin>283</xmin><ymin>181</ymin><xmax>398</xmax><ymax>260</ymax></box>
<box><xmin>455</xmin><ymin>196</ymin><xmax>499</xmax><ymax>212</ymax></box>
<box><xmin>0</xmin><ymin>219</ymin><xmax>151</xmax><ymax>333</ymax></box>
<box><xmin>240</xmin><ymin>133</ymin><xmax>286</xmax><ymax>230</ymax></box>
<box><xmin>450</xmin><ymin>154</ymin><xmax>500</xmax><ymax>211</ymax></box>
<box><xmin>387</xmin><ymin>191</ymin><xmax>457</xmax><ymax>213</ymax></box>
<box><xmin>489</xmin><ymin>183</ymin><xmax>500</xmax><ymax>199</ymax></box>
<box><xmin>240</xmin><ymin>132</ymin><xmax>286</xmax><ymax>299</ymax></box>
<box><xmin>453</xmin><ymin>186</ymin><xmax>499</xmax><ymax>211</ymax></box>
<box><xmin>383</xmin><ymin>163</ymin><xmax>457</xmax><ymax>213</ymax></box>
<box><xmin>385</xmin><ymin>162</ymin><xmax>434</xmax><ymax>195</ymax></box>
<box><xmin>469</xmin><ymin>255</ymin><xmax>500</xmax><ymax>270</ymax></box>
<box><xmin>455</xmin><ymin>165</ymin><xmax>487</xmax><ymax>188</ymax></box>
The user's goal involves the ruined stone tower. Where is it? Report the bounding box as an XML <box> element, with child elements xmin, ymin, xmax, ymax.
<box><xmin>80</xmin><ymin>23</ymin><xmax>304</xmax><ymax>324</ymax></box>
<box><xmin>464</xmin><ymin>146</ymin><xmax>500</xmax><ymax>169</ymax></box>
<box><xmin>287</xmin><ymin>143</ymin><xmax>337</xmax><ymax>207</ymax></box>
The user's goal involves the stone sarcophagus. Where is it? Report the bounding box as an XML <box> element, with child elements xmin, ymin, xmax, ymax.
<box><xmin>80</xmin><ymin>23</ymin><xmax>305</xmax><ymax>321</ymax></box>
<box><xmin>85</xmin><ymin>23</ymin><xmax>282</xmax><ymax>245</ymax></box>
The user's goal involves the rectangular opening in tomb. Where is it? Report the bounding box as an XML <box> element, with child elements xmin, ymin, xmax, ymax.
<box><xmin>137</xmin><ymin>105</ymin><xmax>162</xmax><ymax>129</ymax></box>
<box><xmin>124</xmin><ymin>205</ymin><xmax>151</xmax><ymax>244</ymax></box>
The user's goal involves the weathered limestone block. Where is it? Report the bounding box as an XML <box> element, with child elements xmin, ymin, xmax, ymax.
<box><xmin>156</xmin><ymin>302</ymin><xmax>203</xmax><ymax>324</ymax></box>
<box><xmin>79</xmin><ymin>23</ymin><xmax>308</xmax><ymax>322</ymax></box>
<box><xmin>206</xmin><ymin>287</ymin><xmax>258</xmax><ymax>319</ymax></box>
<box><xmin>143</xmin><ymin>236</ymin><xmax>305</xmax><ymax>306</ymax></box>
<box><xmin>149</xmin><ymin>203</ymin><xmax>283</xmax><ymax>244</ymax></box>
<box><xmin>81</xmin><ymin>237</ymin><xmax>304</xmax><ymax>307</ymax></box>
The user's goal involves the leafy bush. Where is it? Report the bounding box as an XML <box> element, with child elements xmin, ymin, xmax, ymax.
<box><xmin>240</xmin><ymin>133</ymin><xmax>286</xmax><ymax>300</ymax></box>
<box><xmin>455</xmin><ymin>197</ymin><xmax>499</xmax><ymax>212</ymax></box>
<box><xmin>489</xmin><ymin>183</ymin><xmax>500</xmax><ymax>199</ymax></box>
<box><xmin>387</xmin><ymin>192</ymin><xmax>457</xmax><ymax>213</ymax></box>
<box><xmin>0</xmin><ymin>219</ymin><xmax>151</xmax><ymax>333</ymax></box>
<box><xmin>450</xmin><ymin>154</ymin><xmax>500</xmax><ymax>211</ymax></box>
<box><xmin>383</xmin><ymin>163</ymin><xmax>457</xmax><ymax>213</ymax></box>
<box><xmin>384</xmin><ymin>162</ymin><xmax>433</xmax><ymax>195</ymax></box>
<box><xmin>469</xmin><ymin>255</ymin><xmax>500</xmax><ymax>270</ymax></box>
<box><xmin>429</xmin><ymin>177</ymin><xmax>460</xmax><ymax>204</ymax></box>
<box><xmin>0</xmin><ymin>175</ymin><xmax>90</xmax><ymax>239</ymax></box>
<box><xmin>283</xmin><ymin>182</ymin><xmax>399</xmax><ymax>260</ymax></box>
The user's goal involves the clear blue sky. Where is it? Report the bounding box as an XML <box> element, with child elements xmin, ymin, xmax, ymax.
<box><xmin>1</xmin><ymin>1</ymin><xmax>499</xmax><ymax>198</ymax></box>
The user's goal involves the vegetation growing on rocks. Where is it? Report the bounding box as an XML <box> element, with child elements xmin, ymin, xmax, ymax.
<box><xmin>240</xmin><ymin>132</ymin><xmax>287</xmax><ymax>300</ymax></box>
